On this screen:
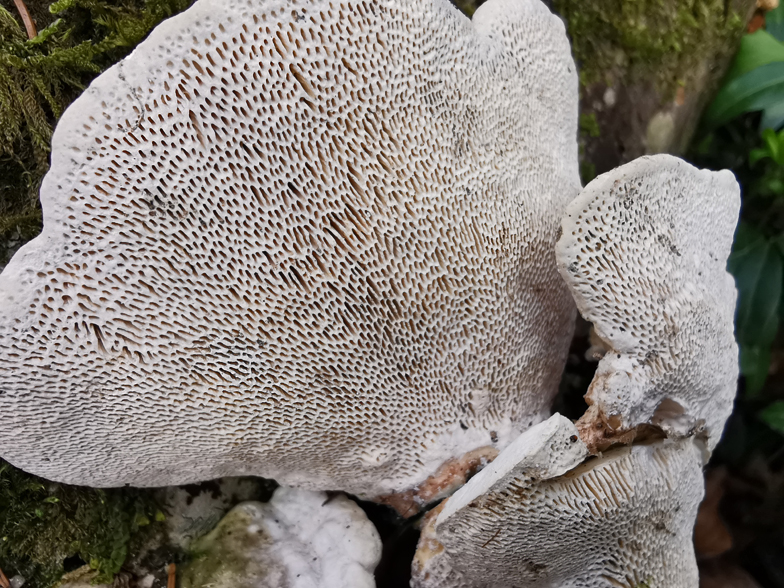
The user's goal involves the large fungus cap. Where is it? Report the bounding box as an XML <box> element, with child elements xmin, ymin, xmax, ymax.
<box><xmin>0</xmin><ymin>0</ymin><xmax>579</xmax><ymax>494</ymax></box>
<box><xmin>556</xmin><ymin>155</ymin><xmax>740</xmax><ymax>451</ymax></box>
<box><xmin>412</xmin><ymin>414</ymin><xmax>705</xmax><ymax>588</ymax></box>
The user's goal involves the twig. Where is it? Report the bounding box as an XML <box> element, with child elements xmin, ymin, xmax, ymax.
<box><xmin>0</xmin><ymin>565</ymin><xmax>11</xmax><ymax>588</ymax></box>
<box><xmin>167</xmin><ymin>563</ymin><xmax>176</xmax><ymax>588</ymax></box>
<box><xmin>12</xmin><ymin>0</ymin><xmax>37</xmax><ymax>40</ymax></box>
<box><xmin>480</xmin><ymin>527</ymin><xmax>502</xmax><ymax>549</ymax></box>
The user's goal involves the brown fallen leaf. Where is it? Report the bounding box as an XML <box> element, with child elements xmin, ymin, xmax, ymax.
<box><xmin>748</xmin><ymin>11</ymin><xmax>766</xmax><ymax>33</ymax></box>
<box><xmin>699</xmin><ymin>558</ymin><xmax>762</xmax><ymax>588</ymax></box>
<box><xmin>694</xmin><ymin>467</ymin><xmax>733</xmax><ymax>559</ymax></box>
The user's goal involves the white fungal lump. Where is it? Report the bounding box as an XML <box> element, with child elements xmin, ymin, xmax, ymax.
<box><xmin>0</xmin><ymin>0</ymin><xmax>579</xmax><ymax>495</ymax></box>
<box><xmin>180</xmin><ymin>487</ymin><xmax>381</xmax><ymax>588</ymax></box>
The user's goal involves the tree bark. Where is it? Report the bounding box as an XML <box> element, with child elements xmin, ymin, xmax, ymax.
<box><xmin>551</xmin><ymin>0</ymin><xmax>757</xmax><ymax>181</ymax></box>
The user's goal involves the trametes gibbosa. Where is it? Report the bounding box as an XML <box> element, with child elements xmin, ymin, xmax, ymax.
<box><xmin>0</xmin><ymin>0</ymin><xmax>739</xmax><ymax>584</ymax></box>
<box><xmin>412</xmin><ymin>158</ymin><xmax>739</xmax><ymax>588</ymax></box>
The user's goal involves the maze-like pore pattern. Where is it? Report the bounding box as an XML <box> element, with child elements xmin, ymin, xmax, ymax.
<box><xmin>0</xmin><ymin>0</ymin><xmax>579</xmax><ymax>494</ymax></box>
<box><xmin>556</xmin><ymin>155</ymin><xmax>739</xmax><ymax>450</ymax></box>
<box><xmin>433</xmin><ymin>433</ymin><xmax>704</xmax><ymax>588</ymax></box>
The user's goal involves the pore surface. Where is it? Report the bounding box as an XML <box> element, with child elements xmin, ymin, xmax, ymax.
<box><xmin>557</xmin><ymin>155</ymin><xmax>739</xmax><ymax>451</ymax></box>
<box><xmin>0</xmin><ymin>0</ymin><xmax>579</xmax><ymax>493</ymax></box>
<box><xmin>409</xmin><ymin>414</ymin><xmax>705</xmax><ymax>587</ymax></box>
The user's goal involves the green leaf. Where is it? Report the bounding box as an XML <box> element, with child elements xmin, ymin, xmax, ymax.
<box><xmin>762</xmin><ymin>127</ymin><xmax>780</xmax><ymax>159</ymax></box>
<box><xmin>760</xmin><ymin>400</ymin><xmax>784</xmax><ymax>434</ymax></box>
<box><xmin>728</xmin><ymin>223</ymin><xmax>783</xmax><ymax>348</ymax></box>
<box><xmin>776</xmin><ymin>129</ymin><xmax>784</xmax><ymax>166</ymax></box>
<box><xmin>767</xmin><ymin>2</ymin><xmax>784</xmax><ymax>42</ymax></box>
<box><xmin>740</xmin><ymin>344</ymin><xmax>770</xmax><ymax>396</ymax></box>
<box><xmin>704</xmin><ymin>62</ymin><xmax>784</xmax><ymax>129</ymax></box>
<box><xmin>759</xmin><ymin>127</ymin><xmax>784</xmax><ymax>166</ymax></box>
<box><xmin>750</xmin><ymin>147</ymin><xmax>770</xmax><ymax>166</ymax></box>
<box><xmin>725</xmin><ymin>30</ymin><xmax>784</xmax><ymax>83</ymax></box>
<box><xmin>761</xmin><ymin>99</ymin><xmax>784</xmax><ymax>131</ymax></box>
<box><xmin>762</xmin><ymin>175</ymin><xmax>784</xmax><ymax>195</ymax></box>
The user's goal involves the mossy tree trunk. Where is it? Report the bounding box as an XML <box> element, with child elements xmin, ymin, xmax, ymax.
<box><xmin>0</xmin><ymin>0</ymin><xmax>194</xmax><ymax>270</ymax></box>
<box><xmin>551</xmin><ymin>0</ymin><xmax>757</xmax><ymax>182</ymax></box>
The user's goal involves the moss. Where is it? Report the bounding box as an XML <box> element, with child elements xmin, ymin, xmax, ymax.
<box><xmin>451</xmin><ymin>0</ymin><xmax>480</xmax><ymax>17</ymax></box>
<box><xmin>180</xmin><ymin>505</ymin><xmax>269</xmax><ymax>588</ymax></box>
<box><xmin>579</xmin><ymin>160</ymin><xmax>597</xmax><ymax>185</ymax></box>
<box><xmin>553</xmin><ymin>0</ymin><xmax>747</xmax><ymax>96</ymax></box>
<box><xmin>55</xmin><ymin>565</ymin><xmax>103</xmax><ymax>587</ymax></box>
<box><xmin>0</xmin><ymin>0</ymin><xmax>194</xmax><ymax>252</ymax></box>
<box><xmin>579</xmin><ymin>112</ymin><xmax>601</xmax><ymax>138</ymax></box>
<box><xmin>0</xmin><ymin>208</ymin><xmax>42</xmax><ymax>241</ymax></box>
<box><xmin>0</xmin><ymin>460</ymin><xmax>166</xmax><ymax>587</ymax></box>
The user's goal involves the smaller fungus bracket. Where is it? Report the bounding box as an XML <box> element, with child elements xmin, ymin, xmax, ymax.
<box><xmin>412</xmin><ymin>414</ymin><xmax>705</xmax><ymax>588</ymax></box>
<box><xmin>556</xmin><ymin>154</ymin><xmax>740</xmax><ymax>451</ymax></box>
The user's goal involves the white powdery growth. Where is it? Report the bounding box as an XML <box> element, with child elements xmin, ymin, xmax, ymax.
<box><xmin>413</xmin><ymin>415</ymin><xmax>705</xmax><ymax>588</ymax></box>
<box><xmin>556</xmin><ymin>155</ymin><xmax>740</xmax><ymax>450</ymax></box>
<box><xmin>181</xmin><ymin>487</ymin><xmax>381</xmax><ymax>588</ymax></box>
<box><xmin>0</xmin><ymin>0</ymin><xmax>579</xmax><ymax>495</ymax></box>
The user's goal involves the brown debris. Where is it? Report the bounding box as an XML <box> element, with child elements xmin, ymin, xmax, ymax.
<box><xmin>375</xmin><ymin>446</ymin><xmax>499</xmax><ymax>517</ymax></box>
<box><xmin>575</xmin><ymin>404</ymin><xmax>665</xmax><ymax>454</ymax></box>
<box><xmin>167</xmin><ymin>563</ymin><xmax>176</xmax><ymax>588</ymax></box>
<box><xmin>12</xmin><ymin>0</ymin><xmax>36</xmax><ymax>39</ymax></box>
<box><xmin>748</xmin><ymin>12</ymin><xmax>766</xmax><ymax>32</ymax></box>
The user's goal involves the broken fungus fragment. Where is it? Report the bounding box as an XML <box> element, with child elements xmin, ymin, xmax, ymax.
<box><xmin>412</xmin><ymin>414</ymin><xmax>705</xmax><ymax>588</ymax></box>
<box><xmin>0</xmin><ymin>0</ymin><xmax>579</xmax><ymax>495</ymax></box>
<box><xmin>180</xmin><ymin>487</ymin><xmax>381</xmax><ymax>588</ymax></box>
<box><xmin>556</xmin><ymin>155</ymin><xmax>740</xmax><ymax>452</ymax></box>
<box><xmin>411</xmin><ymin>502</ymin><xmax>474</xmax><ymax>588</ymax></box>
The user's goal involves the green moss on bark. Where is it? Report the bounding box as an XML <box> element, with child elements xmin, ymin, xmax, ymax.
<box><xmin>0</xmin><ymin>460</ymin><xmax>167</xmax><ymax>587</ymax></box>
<box><xmin>553</xmin><ymin>0</ymin><xmax>746</xmax><ymax>95</ymax></box>
<box><xmin>0</xmin><ymin>0</ymin><xmax>194</xmax><ymax>254</ymax></box>
<box><xmin>579</xmin><ymin>112</ymin><xmax>601</xmax><ymax>138</ymax></box>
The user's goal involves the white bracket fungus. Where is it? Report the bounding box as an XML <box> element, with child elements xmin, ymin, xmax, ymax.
<box><xmin>412</xmin><ymin>155</ymin><xmax>740</xmax><ymax>588</ymax></box>
<box><xmin>412</xmin><ymin>414</ymin><xmax>705</xmax><ymax>588</ymax></box>
<box><xmin>0</xmin><ymin>0</ymin><xmax>579</xmax><ymax>496</ymax></box>
<box><xmin>180</xmin><ymin>487</ymin><xmax>381</xmax><ymax>588</ymax></box>
<box><xmin>556</xmin><ymin>155</ymin><xmax>740</xmax><ymax>452</ymax></box>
